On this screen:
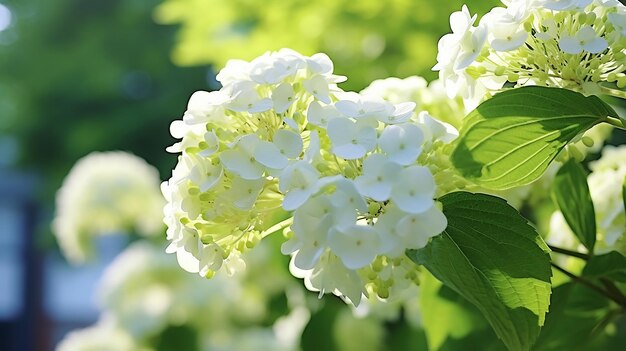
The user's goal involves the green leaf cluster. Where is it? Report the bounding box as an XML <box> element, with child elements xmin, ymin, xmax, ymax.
<box><xmin>409</xmin><ymin>192</ymin><xmax>552</xmax><ymax>351</ymax></box>
<box><xmin>451</xmin><ymin>87</ymin><xmax>618</xmax><ymax>190</ymax></box>
<box><xmin>418</xmin><ymin>86</ymin><xmax>626</xmax><ymax>350</ymax></box>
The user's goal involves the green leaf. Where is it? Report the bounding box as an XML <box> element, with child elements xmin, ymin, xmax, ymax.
<box><xmin>532</xmin><ymin>283</ymin><xmax>612</xmax><ymax>351</ymax></box>
<box><xmin>407</xmin><ymin>192</ymin><xmax>552</xmax><ymax>351</ymax></box>
<box><xmin>420</xmin><ymin>271</ymin><xmax>488</xmax><ymax>350</ymax></box>
<box><xmin>583</xmin><ymin>251</ymin><xmax>626</xmax><ymax>282</ymax></box>
<box><xmin>154</xmin><ymin>325</ymin><xmax>200</xmax><ymax>351</ymax></box>
<box><xmin>552</xmin><ymin>159</ymin><xmax>596</xmax><ymax>251</ymax></box>
<box><xmin>623</xmin><ymin>175</ymin><xmax>626</xmax><ymax>224</ymax></box>
<box><xmin>451</xmin><ymin>86</ymin><xmax>618</xmax><ymax>190</ymax></box>
<box><xmin>421</xmin><ymin>271</ymin><xmax>506</xmax><ymax>351</ymax></box>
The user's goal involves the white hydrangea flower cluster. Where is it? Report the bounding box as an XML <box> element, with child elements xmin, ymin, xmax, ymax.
<box><xmin>56</xmin><ymin>317</ymin><xmax>149</xmax><ymax>351</ymax></box>
<box><xmin>435</xmin><ymin>0</ymin><xmax>626</xmax><ymax>104</ymax></box>
<box><xmin>53</xmin><ymin>151</ymin><xmax>165</xmax><ymax>264</ymax></box>
<box><xmin>549</xmin><ymin>145</ymin><xmax>626</xmax><ymax>255</ymax></box>
<box><xmin>360</xmin><ymin>76</ymin><xmax>466</xmax><ymax>129</ymax></box>
<box><xmin>163</xmin><ymin>49</ymin><xmax>455</xmax><ymax>305</ymax></box>
<box><xmin>97</xmin><ymin>242</ymin><xmax>268</xmax><ymax>338</ymax></box>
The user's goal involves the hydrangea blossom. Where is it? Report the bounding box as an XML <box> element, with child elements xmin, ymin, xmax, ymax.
<box><xmin>52</xmin><ymin>151</ymin><xmax>164</xmax><ymax>264</ymax></box>
<box><xmin>435</xmin><ymin>0</ymin><xmax>626</xmax><ymax>105</ymax></box>
<box><xmin>97</xmin><ymin>242</ymin><xmax>251</xmax><ymax>338</ymax></box>
<box><xmin>163</xmin><ymin>49</ymin><xmax>452</xmax><ymax>305</ymax></box>
<box><xmin>95</xmin><ymin>240</ymin><xmax>304</xmax><ymax>349</ymax></box>
<box><xmin>56</xmin><ymin>318</ymin><xmax>147</xmax><ymax>351</ymax></box>
<box><xmin>549</xmin><ymin>145</ymin><xmax>626</xmax><ymax>255</ymax></box>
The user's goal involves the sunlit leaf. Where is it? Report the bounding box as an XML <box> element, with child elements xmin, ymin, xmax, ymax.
<box><xmin>408</xmin><ymin>192</ymin><xmax>552</xmax><ymax>351</ymax></box>
<box><xmin>451</xmin><ymin>87</ymin><xmax>617</xmax><ymax>190</ymax></box>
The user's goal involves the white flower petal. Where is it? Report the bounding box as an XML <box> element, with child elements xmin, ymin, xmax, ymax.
<box><xmin>329</xmin><ymin>178</ymin><xmax>368</xmax><ymax>213</ymax></box>
<box><xmin>281</xmin><ymin>237</ymin><xmax>302</xmax><ymax>255</ymax></box>
<box><xmin>387</xmin><ymin>102</ymin><xmax>416</xmax><ymax>124</ymax></box>
<box><xmin>283</xmin><ymin>189</ymin><xmax>315</xmax><ymax>211</ymax></box>
<box><xmin>220</xmin><ymin>149</ymin><xmax>265</xmax><ymax>180</ymax></box>
<box><xmin>328</xmin><ymin>225</ymin><xmax>381</xmax><ymax>270</ymax></box>
<box><xmin>294</xmin><ymin>246</ymin><xmax>326</xmax><ymax>270</ymax></box>
<box><xmin>307</xmin><ymin>53</ymin><xmax>334</xmax><ymax>74</ymax></box>
<box><xmin>583</xmin><ymin>37</ymin><xmax>608</xmax><ymax>54</ymax></box>
<box><xmin>332</xmin><ymin>144</ymin><xmax>367</xmax><ymax>160</ymax></box>
<box><xmin>273</xmin><ymin>129</ymin><xmax>303</xmax><ymax>159</ymax></box>
<box><xmin>396</xmin><ymin>206</ymin><xmax>447</xmax><ymax>249</ymax></box>
<box><xmin>304</xmin><ymin>75</ymin><xmax>331</xmax><ymax>103</ymax></box>
<box><xmin>254</xmin><ymin>141</ymin><xmax>289</xmax><ymax>170</ymax></box>
<box><xmin>198</xmin><ymin>131</ymin><xmax>220</xmax><ymax>157</ymax></box>
<box><xmin>354</xmin><ymin>154</ymin><xmax>400</xmax><ymax>201</ymax></box>
<box><xmin>559</xmin><ymin>36</ymin><xmax>582</xmax><ymax>54</ymax></box>
<box><xmin>305</xmin><ymin>130</ymin><xmax>320</xmax><ymax>162</ymax></box>
<box><xmin>272</xmin><ymin>83</ymin><xmax>295</xmax><ymax>114</ymax></box>
<box><xmin>176</xmin><ymin>249</ymin><xmax>200</xmax><ymax>273</ymax></box>
<box><xmin>335</xmin><ymin>100</ymin><xmax>361</xmax><ymax>118</ymax></box>
<box><xmin>491</xmin><ymin>30</ymin><xmax>528</xmax><ymax>51</ymax></box>
<box><xmin>249</xmin><ymin>98</ymin><xmax>273</xmax><ymax>113</ymax></box>
<box><xmin>229</xmin><ymin>178</ymin><xmax>264</xmax><ymax>210</ymax></box>
<box><xmin>391</xmin><ymin>166</ymin><xmax>436</xmax><ymax>214</ymax></box>
<box><xmin>306</xmin><ymin>101</ymin><xmax>340</xmax><ymax>128</ymax></box>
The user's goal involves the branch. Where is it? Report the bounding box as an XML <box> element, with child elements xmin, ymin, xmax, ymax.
<box><xmin>600</xmin><ymin>278</ymin><xmax>626</xmax><ymax>307</ymax></box>
<box><xmin>551</xmin><ymin>263</ymin><xmax>626</xmax><ymax>307</ymax></box>
<box><xmin>548</xmin><ymin>244</ymin><xmax>590</xmax><ymax>260</ymax></box>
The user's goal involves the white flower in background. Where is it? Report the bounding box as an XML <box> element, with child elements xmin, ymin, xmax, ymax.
<box><xmin>56</xmin><ymin>318</ymin><xmax>148</xmax><ymax>351</ymax></box>
<box><xmin>433</xmin><ymin>5</ymin><xmax>489</xmax><ymax>100</ymax></box>
<box><xmin>206</xmin><ymin>328</ymin><xmax>300</xmax><ymax>351</ymax></box>
<box><xmin>482</xmin><ymin>4</ymin><xmax>530</xmax><ymax>51</ymax></box>
<box><xmin>549</xmin><ymin>145</ymin><xmax>626</xmax><ymax>255</ymax></box>
<box><xmin>334</xmin><ymin>92</ymin><xmax>415</xmax><ymax>124</ymax></box>
<box><xmin>97</xmin><ymin>242</ymin><xmax>262</xmax><ymax>338</ymax></box>
<box><xmin>361</xmin><ymin>76</ymin><xmax>466</xmax><ymax>128</ymax></box>
<box><xmin>58</xmin><ymin>237</ymin><xmax>307</xmax><ymax>351</ymax></box>
<box><xmin>164</xmin><ymin>49</ymin><xmax>452</xmax><ymax>307</ymax></box>
<box><xmin>587</xmin><ymin>146</ymin><xmax>626</xmax><ymax>253</ymax></box>
<box><xmin>609</xmin><ymin>11</ymin><xmax>626</xmax><ymax>36</ymax></box>
<box><xmin>435</xmin><ymin>0</ymin><xmax>626</xmax><ymax>103</ymax></box>
<box><xmin>538</xmin><ymin>0</ymin><xmax>593</xmax><ymax>11</ymax></box>
<box><xmin>52</xmin><ymin>151</ymin><xmax>164</xmax><ymax>264</ymax></box>
<box><xmin>361</xmin><ymin>76</ymin><xmax>428</xmax><ymax>106</ymax></box>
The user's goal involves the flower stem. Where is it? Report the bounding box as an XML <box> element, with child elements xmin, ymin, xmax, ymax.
<box><xmin>260</xmin><ymin>218</ymin><xmax>293</xmax><ymax>239</ymax></box>
<box><xmin>599</xmin><ymin>85</ymin><xmax>626</xmax><ymax>100</ymax></box>
<box><xmin>548</xmin><ymin>244</ymin><xmax>590</xmax><ymax>260</ymax></box>
<box><xmin>605</xmin><ymin>116</ymin><xmax>626</xmax><ymax>130</ymax></box>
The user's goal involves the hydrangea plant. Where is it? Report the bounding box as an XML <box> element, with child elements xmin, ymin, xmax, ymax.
<box><xmin>162</xmin><ymin>49</ymin><xmax>458</xmax><ymax>305</ymax></box>
<box><xmin>52</xmin><ymin>151</ymin><xmax>165</xmax><ymax>263</ymax></box>
<box><xmin>159</xmin><ymin>1</ymin><xmax>626</xmax><ymax>350</ymax></box>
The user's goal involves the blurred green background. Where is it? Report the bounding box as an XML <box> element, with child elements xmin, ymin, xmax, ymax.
<box><xmin>0</xmin><ymin>0</ymin><xmax>498</xmax><ymax>209</ymax></box>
